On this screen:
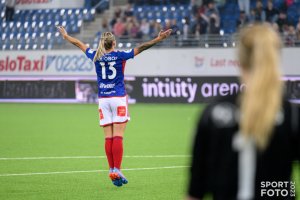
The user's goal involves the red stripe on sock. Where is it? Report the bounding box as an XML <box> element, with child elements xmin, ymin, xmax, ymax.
<box><xmin>105</xmin><ymin>137</ymin><xmax>114</xmax><ymax>168</ymax></box>
<box><xmin>112</xmin><ymin>136</ymin><xmax>123</xmax><ymax>169</ymax></box>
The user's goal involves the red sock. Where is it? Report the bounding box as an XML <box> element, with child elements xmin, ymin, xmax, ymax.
<box><xmin>105</xmin><ymin>137</ymin><xmax>114</xmax><ymax>169</ymax></box>
<box><xmin>112</xmin><ymin>136</ymin><xmax>123</xmax><ymax>169</ymax></box>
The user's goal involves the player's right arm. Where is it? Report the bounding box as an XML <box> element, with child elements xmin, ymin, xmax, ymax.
<box><xmin>56</xmin><ymin>26</ymin><xmax>88</xmax><ymax>53</ymax></box>
<box><xmin>133</xmin><ymin>29</ymin><xmax>172</xmax><ymax>56</ymax></box>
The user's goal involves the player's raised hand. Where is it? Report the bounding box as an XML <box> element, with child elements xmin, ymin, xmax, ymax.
<box><xmin>56</xmin><ymin>26</ymin><xmax>68</xmax><ymax>39</ymax></box>
<box><xmin>158</xmin><ymin>29</ymin><xmax>172</xmax><ymax>40</ymax></box>
<box><xmin>134</xmin><ymin>28</ymin><xmax>172</xmax><ymax>56</ymax></box>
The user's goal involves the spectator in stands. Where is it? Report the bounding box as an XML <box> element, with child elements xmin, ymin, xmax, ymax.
<box><xmin>140</xmin><ymin>19</ymin><xmax>150</xmax><ymax>38</ymax></box>
<box><xmin>114</xmin><ymin>7</ymin><xmax>122</xmax><ymax>18</ymax></box>
<box><xmin>129</xmin><ymin>20</ymin><xmax>141</xmax><ymax>38</ymax></box>
<box><xmin>205</xmin><ymin>1</ymin><xmax>219</xmax><ymax>19</ymax></box>
<box><xmin>164</xmin><ymin>19</ymin><xmax>172</xmax><ymax>31</ymax></box>
<box><xmin>296</xmin><ymin>17</ymin><xmax>300</xmax><ymax>40</ymax></box>
<box><xmin>5</xmin><ymin>0</ymin><xmax>16</xmax><ymax>21</ymax></box>
<box><xmin>248</xmin><ymin>9</ymin><xmax>256</xmax><ymax>24</ymax></box>
<box><xmin>196</xmin><ymin>2</ymin><xmax>207</xmax><ymax>17</ymax></box>
<box><xmin>202</xmin><ymin>0</ymin><xmax>211</xmax><ymax>6</ymax></box>
<box><xmin>285</xmin><ymin>0</ymin><xmax>294</xmax><ymax>8</ymax></box>
<box><xmin>272</xmin><ymin>22</ymin><xmax>280</xmax><ymax>32</ymax></box>
<box><xmin>149</xmin><ymin>21</ymin><xmax>162</xmax><ymax>38</ymax></box>
<box><xmin>102</xmin><ymin>18</ymin><xmax>110</xmax><ymax>33</ymax></box>
<box><xmin>238</xmin><ymin>0</ymin><xmax>250</xmax><ymax>16</ymax></box>
<box><xmin>203</xmin><ymin>1</ymin><xmax>220</xmax><ymax>33</ymax></box>
<box><xmin>124</xmin><ymin>4</ymin><xmax>134</xmax><ymax>17</ymax></box>
<box><xmin>183</xmin><ymin>17</ymin><xmax>190</xmax><ymax>40</ymax></box>
<box><xmin>282</xmin><ymin>23</ymin><xmax>290</xmax><ymax>35</ymax></box>
<box><xmin>191</xmin><ymin>0</ymin><xmax>202</xmax><ymax>16</ymax></box>
<box><xmin>133</xmin><ymin>0</ymin><xmax>142</xmax><ymax>5</ymax></box>
<box><xmin>214</xmin><ymin>0</ymin><xmax>225</xmax><ymax>7</ymax></box>
<box><xmin>122</xmin><ymin>18</ymin><xmax>131</xmax><ymax>37</ymax></box>
<box><xmin>284</xmin><ymin>25</ymin><xmax>297</xmax><ymax>46</ymax></box>
<box><xmin>236</xmin><ymin>11</ymin><xmax>249</xmax><ymax>29</ymax></box>
<box><xmin>276</xmin><ymin>11</ymin><xmax>289</xmax><ymax>32</ymax></box>
<box><xmin>253</xmin><ymin>0</ymin><xmax>266</xmax><ymax>22</ymax></box>
<box><xmin>193</xmin><ymin>24</ymin><xmax>202</xmax><ymax>39</ymax></box>
<box><xmin>193</xmin><ymin>14</ymin><xmax>208</xmax><ymax>34</ymax></box>
<box><xmin>207</xmin><ymin>14</ymin><xmax>220</xmax><ymax>34</ymax></box>
<box><xmin>170</xmin><ymin>19</ymin><xmax>180</xmax><ymax>35</ymax></box>
<box><xmin>110</xmin><ymin>16</ymin><xmax>117</xmax><ymax>30</ymax></box>
<box><xmin>113</xmin><ymin>18</ymin><xmax>126</xmax><ymax>37</ymax></box>
<box><xmin>109</xmin><ymin>8</ymin><xmax>122</xmax><ymax>30</ymax></box>
<box><xmin>148</xmin><ymin>21</ymin><xmax>156</xmax><ymax>38</ymax></box>
<box><xmin>128</xmin><ymin>0</ymin><xmax>134</xmax><ymax>5</ymax></box>
<box><xmin>265</xmin><ymin>0</ymin><xmax>279</xmax><ymax>23</ymax></box>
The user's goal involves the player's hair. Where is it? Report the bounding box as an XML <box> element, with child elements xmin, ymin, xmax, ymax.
<box><xmin>93</xmin><ymin>32</ymin><xmax>116</xmax><ymax>62</ymax></box>
<box><xmin>238</xmin><ymin>24</ymin><xmax>283</xmax><ymax>150</ymax></box>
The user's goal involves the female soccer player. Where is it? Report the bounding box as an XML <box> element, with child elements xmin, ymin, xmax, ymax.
<box><xmin>187</xmin><ymin>24</ymin><xmax>299</xmax><ymax>199</ymax></box>
<box><xmin>57</xmin><ymin>26</ymin><xmax>172</xmax><ymax>187</ymax></box>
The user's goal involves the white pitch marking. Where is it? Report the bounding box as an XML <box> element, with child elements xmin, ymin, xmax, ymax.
<box><xmin>0</xmin><ymin>155</ymin><xmax>191</xmax><ymax>161</ymax></box>
<box><xmin>0</xmin><ymin>166</ymin><xmax>189</xmax><ymax>177</ymax></box>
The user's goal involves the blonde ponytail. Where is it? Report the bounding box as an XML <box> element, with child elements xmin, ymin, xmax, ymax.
<box><xmin>238</xmin><ymin>24</ymin><xmax>283</xmax><ymax>150</ymax></box>
<box><xmin>93</xmin><ymin>32</ymin><xmax>116</xmax><ymax>62</ymax></box>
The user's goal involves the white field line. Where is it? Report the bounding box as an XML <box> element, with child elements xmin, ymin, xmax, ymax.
<box><xmin>0</xmin><ymin>166</ymin><xmax>190</xmax><ymax>177</ymax></box>
<box><xmin>0</xmin><ymin>155</ymin><xmax>191</xmax><ymax>161</ymax></box>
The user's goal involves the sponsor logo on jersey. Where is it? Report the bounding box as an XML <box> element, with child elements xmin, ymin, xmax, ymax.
<box><xmin>99</xmin><ymin>83</ymin><xmax>115</xmax><ymax>89</ymax></box>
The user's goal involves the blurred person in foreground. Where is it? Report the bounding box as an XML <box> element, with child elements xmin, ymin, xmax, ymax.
<box><xmin>187</xmin><ymin>24</ymin><xmax>300</xmax><ymax>200</ymax></box>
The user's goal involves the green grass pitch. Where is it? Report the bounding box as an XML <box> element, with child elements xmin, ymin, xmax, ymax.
<box><xmin>0</xmin><ymin>103</ymin><xmax>298</xmax><ymax>200</ymax></box>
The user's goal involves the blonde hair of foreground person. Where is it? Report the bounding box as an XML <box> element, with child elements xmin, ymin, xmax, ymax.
<box><xmin>238</xmin><ymin>23</ymin><xmax>283</xmax><ymax>150</ymax></box>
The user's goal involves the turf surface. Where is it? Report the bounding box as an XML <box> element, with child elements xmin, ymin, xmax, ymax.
<box><xmin>0</xmin><ymin>103</ymin><xmax>299</xmax><ymax>200</ymax></box>
<box><xmin>0</xmin><ymin>103</ymin><xmax>202</xmax><ymax>200</ymax></box>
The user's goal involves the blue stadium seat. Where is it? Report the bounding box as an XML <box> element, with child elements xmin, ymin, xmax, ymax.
<box><xmin>83</xmin><ymin>9</ymin><xmax>95</xmax><ymax>21</ymax></box>
<box><xmin>287</xmin><ymin>5</ymin><xmax>299</xmax><ymax>25</ymax></box>
<box><xmin>4</xmin><ymin>38</ymin><xmax>10</xmax><ymax>46</ymax></box>
<box><xmin>55</xmin><ymin>34</ymin><xmax>64</xmax><ymax>45</ymax></box>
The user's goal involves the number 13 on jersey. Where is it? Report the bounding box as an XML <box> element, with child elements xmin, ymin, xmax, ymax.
<box><xmin>99</xmin><ymin>61</ymin><xmax>116</xmax><ymax>80</ymax></box>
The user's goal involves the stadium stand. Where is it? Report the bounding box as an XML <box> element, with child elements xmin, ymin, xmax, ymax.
<box><xmin>0</xmin><ymin>0</ymin><xmax>299</xmax><ymax>50</ymax></box>
<box><xmin>0</xmin><ymin>0</ymin><xmax>96</xmax><ymax>50</ymax></box>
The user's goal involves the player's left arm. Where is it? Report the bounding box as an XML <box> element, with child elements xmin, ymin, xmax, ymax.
<box><xmin>56</xmin><ymin>26</ymin><xmax>88</xmax><ymax>53</ymax></box>
<box><xmin>133</xmin><ymin>29</ymin><xmax>172</xmax><ymax>56</ymax></box>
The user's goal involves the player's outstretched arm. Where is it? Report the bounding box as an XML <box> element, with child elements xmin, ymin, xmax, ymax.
<box><xmin>134</xmin><ymin>29</ymin><xmax>172</xmax><ymax>56</ymax></box>
<box><xmin>56</xmin><ymin>26</ymin><xmax>88</xmax><ymax>53</ymax></box>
